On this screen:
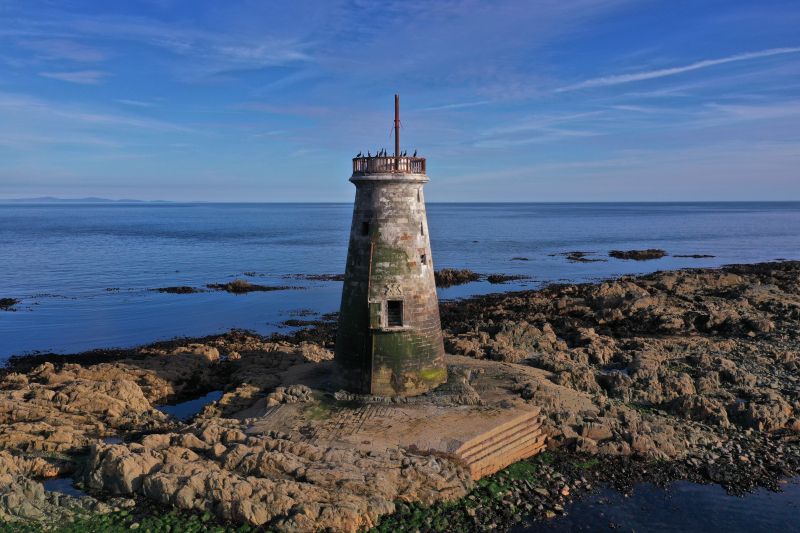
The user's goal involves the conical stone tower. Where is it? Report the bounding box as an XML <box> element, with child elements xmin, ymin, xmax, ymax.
<box><xmin>335</xmin><ymin>95</ymin><xmax>447</xmax><ymax>396</ymax></box>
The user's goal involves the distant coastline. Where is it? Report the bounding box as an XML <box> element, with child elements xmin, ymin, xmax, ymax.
<box><xmin>0</xmin><ymin>197</ymin><xmax>173</xmax><ymax>204</ymax></box>
<box><xmin>2</xmin><ymin>198</ymin><xmax>800</xmax><ymax>205</ymax></box>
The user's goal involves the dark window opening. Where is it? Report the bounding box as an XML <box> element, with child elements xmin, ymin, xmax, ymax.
<box><xmin>417</xmin><ymin>189</ymin><xmax>421</xmax><ymax>202</ymax></box>
<box><xmin>386</xmin><ymin>300</ymin><xmax>403</xmax><ymax>327</ymax></box>
<box><xmin>420</xmin><ymin>253</ymin><xmax>427</xmax><ymax>265</ymax></box>
<box><xmin>420</xmin><ymin>222</ymin><xmax>424</xmax><ymax>236</ymax></box>
<box><xmin>361</xmin><ymin>221</ymin><xmax>370</xmax><ymax>236</ymax></box>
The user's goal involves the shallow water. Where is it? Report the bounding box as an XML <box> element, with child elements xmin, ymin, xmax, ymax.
<box><xmin>513</xmin><ymin>479</ymin><xmax>800</xmax><ymax>532</ymax></box>
<box><xmin>2</xmin><ymin>202</ymin><xmax>800</xmax><ymax>359</ymax></box>
<box><xmin>156</xmin><ymin>390</ymin><xmax>224</xmax><ymax>421</ymax></box>
<box><xmin>41</xmin><ymin>477</ymin><xmax>87</xmax><ymax>498</ymax></box>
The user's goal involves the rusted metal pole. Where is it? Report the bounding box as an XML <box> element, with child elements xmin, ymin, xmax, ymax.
<box><xmin>394</xmin><ymin>94</ymin><xmax>400</xmax><ymax>169</ymax></box>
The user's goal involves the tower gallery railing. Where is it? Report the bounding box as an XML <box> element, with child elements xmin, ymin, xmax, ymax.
<box><xmin>352</xmin><ymin>156</ymin><xmax>426</xmax><ymax>175</ymax></box>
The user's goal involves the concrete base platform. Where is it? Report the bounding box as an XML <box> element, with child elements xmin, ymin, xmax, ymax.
<box><xmin>244</xmin><ymin>357</ymin><xmax>547</xmax><ymax>480</ymax></box>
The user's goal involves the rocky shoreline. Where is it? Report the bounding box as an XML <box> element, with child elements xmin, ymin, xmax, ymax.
<box><xmin>1</xmin><ymin>261</ymin><xmax>798</xmax><ymax>531</ymax></box>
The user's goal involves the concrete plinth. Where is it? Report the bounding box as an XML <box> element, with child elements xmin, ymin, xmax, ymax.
<box><xmin>244</xmin><ymin>355</ymin><xmax>548</xmax><ymax>480</ymax></box>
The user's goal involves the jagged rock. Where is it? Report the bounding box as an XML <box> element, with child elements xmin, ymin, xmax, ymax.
<box><xmin>265</xmin><ymin>385</ymin><xmax>314</xmax><ymax>407</ymax></box>
<box><xmin>572</xmin><ymin>328</ymin><xmax>617</xmax><ymax>365</ymax></box>
<box><xmin>0</xmin><ymin>451</ymin><xmax>111</xmax><ymax>523</ymax></box>
<box><xmin>84</xmin><ymin>421</ymin><xmax>471</xmax><ymax>532</ymax></box>
<box><xmin>695</xmin><ymin>371</ymin><xmax>721</xmax><ymax>395</ymax></box>
<box><xmin>0</xmin><ymin>363</ymin><xmax>171</xmax><ymax>454</ymax></box>
<box><xmin>628</xmin><ymin>354</ymin><xmax>660</xmax><ymax>380</ymax></box>
<box><xmin>485</xmin><ymin>321</ymin><xmax>562</xmax><ymax>363</ymax></box>
<box><xmin>743</xmin><ymin>393</ymin><xmax>793</xmax><ymax>432</ymax></box>
<box><xmin>554</xmin><ymin>366</ymin><xmax>600</xmax><ymax>394</ymax></box>
<box><xmin>199</xmin><ymin>384</ymin><xmax>263</xmax><ymax>419</ymax></box>
<box><xmin>596</xmin><ymin>371</ymin><xmax>632</xmax><ymax>400</ymax></box>
<box><xmin>579</xmin><ymin>421</ymin><xmax>613</xmax><ymax>442</ymax></box>
<box><xmin>669</xmin><ymin>395</ymin><xmax>730</xmax><ymax>428</ymax></box>
<box><xmin>3</xmin><ymin>262</ymin><xmax>800</xmax><ymax>529</ymax></box>
<box><xmin>296</xmin><ymin>342</ymin><xmax>334</xmax><ymax>363</ymax></box>
<box><xmin>171</xmin><ymin>344</ymin><xmax>220</xmax><ymax>362</ymax></box>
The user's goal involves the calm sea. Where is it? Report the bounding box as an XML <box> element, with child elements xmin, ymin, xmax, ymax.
<box><xmin>2</xmin><ymin>202</ymin><xmax>800</xmax><ymax>360</ymax></box>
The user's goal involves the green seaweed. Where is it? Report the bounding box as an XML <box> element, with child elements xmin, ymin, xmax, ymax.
<box><xmin>572</xmin><ymin>457</ymin><xmax>600</xmax><ymax>470</ymax></box>
<box><xmin>419</xmin><ymin>366</ymin><xmax>448</xmax><ymax>384</ymax></box>
<box><xmin>0</xmin><ymin>508</ymin><xmax>257</xmax><ymax>533</ymax></box>
<box><xmin>371</xmin><ymin>454</ymin><xmax>554</xmax><ymax>532</ymax></box>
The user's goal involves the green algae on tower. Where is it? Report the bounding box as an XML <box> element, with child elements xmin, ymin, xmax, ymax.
<box><xmin>335</xmin><ymin>95</ymin><xmax>447</xmax><ymax>396</ymax></box>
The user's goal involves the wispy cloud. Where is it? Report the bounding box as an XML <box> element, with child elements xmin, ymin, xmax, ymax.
<box><xmin>607</xmin><ymin>104</ymin><xmax>662</xmax><ymax>113</ymax></box>
<box><xmin>557</xmin><ymin>47</ymin><xmax>800</xmax><ymax>92</ymax></box>
<box><xmin>486</xmin><ymin>111</ymin><xmax>606</xmax><ymax>136</ymax></box>
<box><xmin>236</xmin><ymin>101</ymin><xmax>332</xmax><ymax>118</ymax></box>
<box><xmin>115</xmin><ymin>99</ymin><xmax>156</xmax><ymax>108</ymax></box>
<box><xmin>7</xmin><ymin>12</ymin><xmax>313</xmax><ymax>80</ymax></box>
<box><xmin>707</xmin><ymin>100</ymin><xmax>800</xmax><ymax>120</ymax></box>
<box><xmin>418</xmin><ymin>100</ymin><xmax>491</xmax><ymax>111</ymax></box>
<box><xmin>0</xmin><ymin>132</ymin><xmax>123</xmax><ymax>149</ymax></box>
<box><xmin>39</xmin><ymin>70</ymin><xmax>108</xmax><ymax>84</ymax></box>
<box><xmin>467</xmin><ymin>110</ymin><xmax>607</xmax><ymax>149</ymax></box>
<box><xmin>17</xmin><ymin>39</ymin><xmax>107</xmax><ymax>62</ymax></box>
<box><xmin>0</xmin><ymin>92</ymin><xmax>191</xmax><ymax>132</ymax></box>
<box><xmin>472</xmin><ymin>128</ymin><xmax>601</xmax><ymax>149</ymax></box>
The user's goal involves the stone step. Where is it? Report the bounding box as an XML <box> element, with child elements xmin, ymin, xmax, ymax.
<box><xmin>452</xmin><ymin>409</ymin><xmax>547</xmax><ymax>480</ymax></box>
<box><xmin>454</xmin><ymin>409</ymin><xmax>541</xmax><ymax>457</ymax></box>
<box><xmin>467</xmin><ymin>434</ymin><xmax>547</xmax><ymax>480</ymax></box>
<box><xmin>460</xmin><ymin>424</ymin><xmax>543</xmax><ymax>470</ymax></box>
<box><xmin>457</xmin><ymin>415</ymin><xmax>544</xmax><ymax>462</ymax></box>
<box><xmin>459</xmin><ymin>423</ymin><xmax>543</xmax><ymax>468</ymax></box>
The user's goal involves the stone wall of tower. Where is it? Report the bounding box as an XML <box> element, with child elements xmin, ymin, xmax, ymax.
<box><xmin>335</xmin><ymin>172</ymin><xmax>447</xmax><ymax>396</ymax></box>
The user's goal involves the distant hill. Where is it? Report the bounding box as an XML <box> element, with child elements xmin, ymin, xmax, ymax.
<box><xmin>0</xmin><ymin>197</ymin><xmax>172</xmax><ymax>204</ymax></box>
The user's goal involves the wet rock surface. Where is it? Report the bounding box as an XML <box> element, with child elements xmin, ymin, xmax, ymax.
<box><xmin>0</xmin><ymin>298</ymin><xmax>19</xmax><ymax>311</ymax></box>
<box><xmin>608</xmin><ymin>249</ymin><xmax>667</xmax><ymax>260</ymax></box>
<box><xmin>283</xmin><ymin>273</ymin><xmax>346</xmax><ymax>281</ymax></box>
<box><xmin>550</xmin><ymin>251</ymin><xmax>607</xmax><ymax>263</ymax></box>
<box><xmin>153</xmin><ymin>286</ymin><xmax>201</xmax><ymax>294</ymax></box>
<box><xmin>206</xmin><ymin>279</ymin><xmax>295</xmax><ymax>294</ymax></box>
<box><xmin>487</xmin><ymin>274</ymin><xmax>529</xmax><ymax>284</ymax></box>
<box><xmin>1</xmin><ymin>261</ymin><xmax>798</xmax><ymax>531</ymax></box>
<box><xmin>434</xmin><ymin>268</ymin><xmax>481</xmax><ymax>288</ymax></box>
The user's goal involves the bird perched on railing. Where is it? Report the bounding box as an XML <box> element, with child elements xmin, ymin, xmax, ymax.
<box><xmin>367</xmin><ymin>151</ymin><xmax>372</xmax><ymax>157</ymax></box>
<box><xmin>413</xmin><ymin>149</ymin><xmax>417</xmax><ymax>157</ymax></box>
<box><xmin>356</xmin><ymin>152</ymin><xmax>362</xmax><ymax>158</ymax></box>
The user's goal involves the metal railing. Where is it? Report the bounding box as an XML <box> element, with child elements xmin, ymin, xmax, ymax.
<box><xmin>352</xmin><ymin>156</ymin><xmax>426</xmax><ymax>175</ymax></box>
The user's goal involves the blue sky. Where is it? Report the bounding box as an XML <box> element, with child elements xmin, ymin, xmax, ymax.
<box><xmin>0</xmin><ymin>0</ymin><xmax>798</xmax><ymax>201</ymax></box>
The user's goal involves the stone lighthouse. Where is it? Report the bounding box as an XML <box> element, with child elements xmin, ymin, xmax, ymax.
<box><xmin>335</xmin><ymin>95</ymin><xmax>447</xmax><ymax>397</ymax></box>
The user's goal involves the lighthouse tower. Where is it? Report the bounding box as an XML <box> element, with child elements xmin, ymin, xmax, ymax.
<box><xmin>335</xmin><ymin>95</ymin><xmax>447</xmax><ymax>397</ymax></box>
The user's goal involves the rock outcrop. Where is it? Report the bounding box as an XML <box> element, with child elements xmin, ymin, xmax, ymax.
<box><xmin>84</xmin><ymin>420</ymin><xmax>470</xmax><ymax>532</ymax></box>
<box><xmin>2</xmin><ymin>261</ymin><xmax>799</xmax><ymax>530</ymax></box>
<box><xmin>442</xmin><ymin>261</ymin><xmax>800</xmax><ymax>461</ymax></box>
